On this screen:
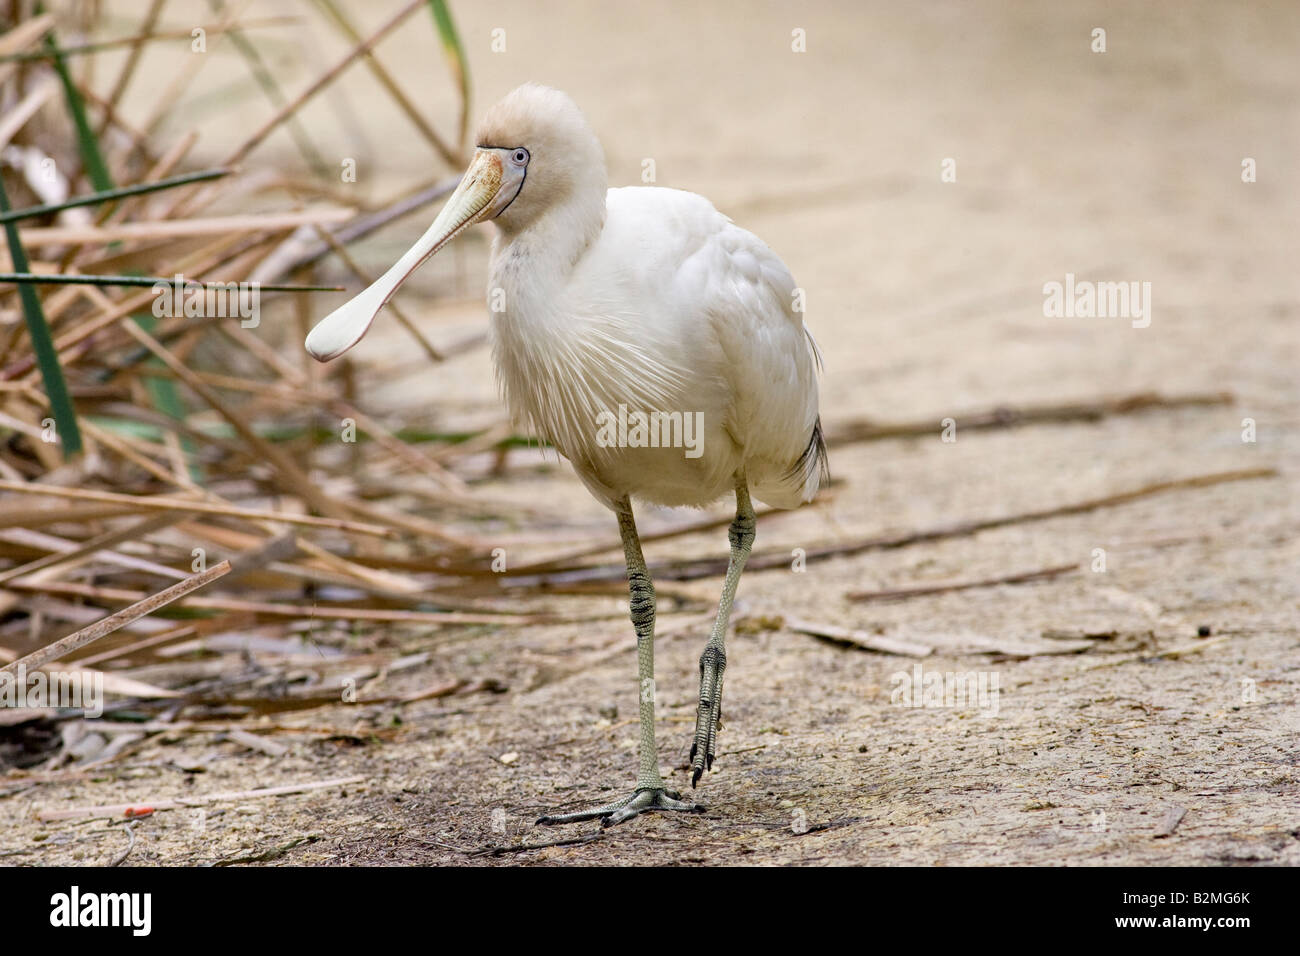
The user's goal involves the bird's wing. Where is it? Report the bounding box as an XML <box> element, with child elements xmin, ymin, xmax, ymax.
<box><xmin>598</xmin><ymin>187</ymin><xmax>825</xmax><ymax>505</ymax></box>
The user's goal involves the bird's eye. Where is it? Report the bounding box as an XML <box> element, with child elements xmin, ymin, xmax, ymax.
<box><xmin>510</xmin><ymin>148</ymin><xmax>529</xmax><ymax>166</ymax></box>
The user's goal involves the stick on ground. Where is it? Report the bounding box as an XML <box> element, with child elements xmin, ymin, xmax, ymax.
<box><xmin>784</xmin><ymin>618</ymin><xmax>934</xmax><ymax>657</ymax></box>
<box><xmin>34</xmin><ymin>775</ymin><xmax>365</xmax><ymax>822</ymax></box>
<box><xmin>847</xmin><ymin>562</ymin><xmax>1080</xmax><ymax>602</ymax></box>
<box><xmin>1</xmin><ymin>560</ymin><xmax>231</xmax><ymax>675</ymax></box>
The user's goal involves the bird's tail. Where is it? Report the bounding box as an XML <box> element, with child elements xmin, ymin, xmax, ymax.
<box><xmin>791</xmin><ymin>417</ymin><xmax>829</xmax><ymax>502</ymax></box>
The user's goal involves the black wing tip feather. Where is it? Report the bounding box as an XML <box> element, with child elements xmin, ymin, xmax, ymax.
<box><xmin>789</xmin><ymin>417</ymin><xmax>830</xmax><ymax>497</ymax></box>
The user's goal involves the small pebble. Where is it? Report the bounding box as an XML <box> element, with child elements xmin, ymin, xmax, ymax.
<box><xmin>499</xmin><ymin>752</ymin><xmax>519</xmax><ymax>765</ymax></box>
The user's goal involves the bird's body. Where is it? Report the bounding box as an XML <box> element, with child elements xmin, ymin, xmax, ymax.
<box><xmin>489</xmin><ymin>185</ymin><xmax>824</xmax><ymax>510</ymax></box>
<box><xmin>306</xmin><ymin>84</ymin><xmax>825</xmax><ymax>826</ymax></box>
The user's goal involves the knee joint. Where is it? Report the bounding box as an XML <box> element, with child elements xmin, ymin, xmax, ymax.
<box><xmin>699</xmin><ymin>644</ymin><xmax>726</xmax><ymax>673</ymax></box>
<box><xmin>728</xmin><ymin>515</ymin><xmax>755</xmax><ymax>552</ymax></box>
<box><xmin>627</xmin><ymin>570</ymin><xmax>655</xmax><ymax>629</ymax></box>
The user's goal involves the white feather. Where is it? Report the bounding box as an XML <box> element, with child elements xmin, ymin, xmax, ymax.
<box><xmin>490</xmin><ymin>181</ymin><xmax>823</xmax><ymax>510</ymax></box>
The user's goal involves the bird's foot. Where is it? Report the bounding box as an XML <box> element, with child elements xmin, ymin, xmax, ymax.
<box><xmin>537</xmin><ymin>786</ymin><xmax>703</xmax><ymax>828</ymax></box>
<box><xmin>690</xmin><ymin>645</ymin><xmax>726</xmax><ymax>786</ymax></box>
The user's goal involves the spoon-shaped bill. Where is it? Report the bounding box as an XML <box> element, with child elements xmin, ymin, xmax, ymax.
<box><xmin>304</xmin><ymin>152</ymin><xmax>505</xmax><ymax>362</ymax></box>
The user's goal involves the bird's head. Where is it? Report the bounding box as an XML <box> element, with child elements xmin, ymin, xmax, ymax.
<box><xmin>305</xmin><ymin>83</ymin><xmax>605</xmax><ymax>362</ymax></box>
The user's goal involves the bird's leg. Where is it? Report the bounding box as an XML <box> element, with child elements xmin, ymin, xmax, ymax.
<box><xmin>690</xmin><ymin>476</ymin><xmax>755</xmax><ymax>786</ymax></box>
<box><xmin>537</xmin><ymin>500</ymin><xmax>702</xmax><ymax>827</ymax></box>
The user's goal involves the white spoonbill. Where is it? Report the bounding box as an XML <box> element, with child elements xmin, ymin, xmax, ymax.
<box><xmin>306</xmin><ymin>84</ymin><xmax>827</xmax><ymax>826</ymax></box>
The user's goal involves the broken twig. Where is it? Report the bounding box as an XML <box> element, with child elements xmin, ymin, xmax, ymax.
<box><xmin>847</xmin><ymin>562</ymin><xmax>1079</xmax><ymax>602</ymax></box>
<box><xmin>1</xmin><ymin>560</ymin><xmax>232</xmax><ymax>675</ymax></box>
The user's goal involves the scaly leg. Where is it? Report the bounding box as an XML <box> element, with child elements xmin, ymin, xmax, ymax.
<box><xmin>538</xmin><ymin>498</ymin><xmax>703</xmax><ymax>826</ymax></box>
<box><xmin>690</xmin><ymin>475</ymin><xmax>755</xmax><ymax>786</ymax></box>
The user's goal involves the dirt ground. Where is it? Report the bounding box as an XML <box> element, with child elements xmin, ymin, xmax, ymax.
<box><xmin>2</xmin><ymin>1</ymin><xmax>1297</xmax><ymax>865</ymax></box>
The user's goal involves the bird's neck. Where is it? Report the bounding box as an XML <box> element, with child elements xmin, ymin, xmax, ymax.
<box><xmin>490</xmin><ymin>188</ymin><xmax>606</xmax><ymax>290</ymax></box>
<box><xmin>486</xmin><ymin>188</ymin><xmax>610</xmax><ymax>456</ymax></box>
<box><xmin>487</xmin><ymin>194</ymin><xmax>603</xmax><ymax>389</ymax></box>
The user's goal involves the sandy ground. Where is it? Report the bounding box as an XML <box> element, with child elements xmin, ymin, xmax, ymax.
<box><xmin>2</xmin><ymin>0</ymin><xmax>1297</xmax><ymax>865</ymax></box>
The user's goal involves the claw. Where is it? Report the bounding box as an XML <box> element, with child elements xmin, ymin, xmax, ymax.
<box><xmin>690</xmin><ymin>644</ymin><xmax>727</xmax><ymax>786</ymax></box>
<box><xmin>539</xmin><ymin>786</ymin><xmax>703</xmax><ymax>827</ymax></box>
